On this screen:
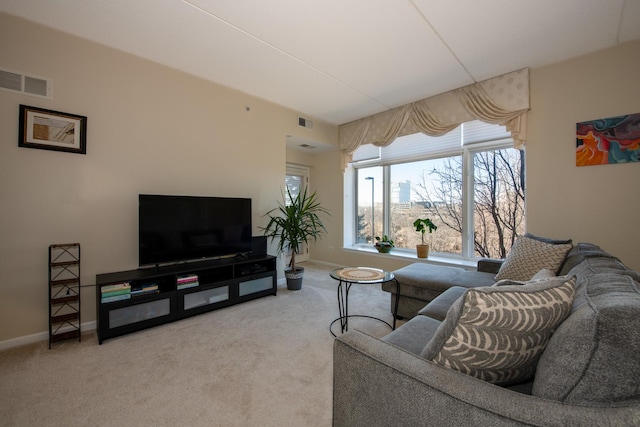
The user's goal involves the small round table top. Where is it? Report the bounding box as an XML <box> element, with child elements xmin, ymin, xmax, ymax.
<box><xmin>330</xmin><ymin>267</ymin><xmax>394</xmax><ymax>283</ymax></box>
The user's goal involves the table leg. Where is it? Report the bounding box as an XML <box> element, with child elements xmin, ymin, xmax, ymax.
<box><xmin>337</xmin><ymin>280</ymin><xmax>352</xmax><ymax>333</ymax></box>
<box><xmin>330</xmin><ymin>273</ymin><xmax>394</xmax><ymax>337</ymax></box>
<box><xmin>393</xmin><ymin>278</ymin><xmax>400</xmax><ymax>330</ymax></box>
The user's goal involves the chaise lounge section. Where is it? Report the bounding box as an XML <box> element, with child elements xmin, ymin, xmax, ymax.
<box><xmin>333</xmin><ymin>241</ymin><xmax>640</xmax><ymax>426</ymax></box>
<box><xmin>381</xmin><ymin>233</ymin><xmax>573</xmax><ymax>319</ymax></box>
<box><xmin>381</xmin><ymin>259</ymin><xmax>501</xmax><ymax>319</ymax></box>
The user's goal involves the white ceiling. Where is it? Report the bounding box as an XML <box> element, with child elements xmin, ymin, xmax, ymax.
<box><xmin>3</xmin><ymin>0</ymin><xmax>640</xmax><ymax>130</ymax></box>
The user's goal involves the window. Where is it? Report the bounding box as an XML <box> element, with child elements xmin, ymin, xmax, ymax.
<box><xmin>350</xmin><ymin>121</ymin><xmax>525</xmax><ymax>260</ymax></box>
<box><xmin>286</xmin><ymin>164</ymin><xmax>310</xmax><ymax>262</ymax></box>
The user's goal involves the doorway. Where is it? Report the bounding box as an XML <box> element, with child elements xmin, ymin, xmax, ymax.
<box><xmin>285</xmin><ymin>164</ymin><xmax>309</xmax><ymax>263</ymax></box>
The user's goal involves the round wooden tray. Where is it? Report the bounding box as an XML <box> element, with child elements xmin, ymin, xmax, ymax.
<box><xmin>334</xmin><ymin>267</ymin><xmax>385</xmax><ymax>281</ymax></box>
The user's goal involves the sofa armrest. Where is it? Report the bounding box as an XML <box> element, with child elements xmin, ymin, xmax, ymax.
<box><xmin>333</xmin><ymin>330</ymin><xmax>638</xmax><ymax>427</ymax></box>
<box><xmin>477</xmin><ymin>258</ymin><xmax>503</xmax><ymax>274</ymax></box>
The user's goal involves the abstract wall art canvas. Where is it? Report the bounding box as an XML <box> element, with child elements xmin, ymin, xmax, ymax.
<box><xmin>576</xmin><ymin>113</ymin><xmax>640</xmax><ymax>166</ymax></box>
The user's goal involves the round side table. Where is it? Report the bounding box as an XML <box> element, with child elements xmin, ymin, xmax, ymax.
<box><xmin>329</xmin><ymin>267</ymin><xmax>400</xmax><ymax>337</ymax></box>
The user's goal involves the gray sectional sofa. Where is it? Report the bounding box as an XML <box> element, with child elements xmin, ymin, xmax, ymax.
<box><xmin>333</xmin><ymin>242</ymin><xmax>640</xmax><ymax>426</ymax></box>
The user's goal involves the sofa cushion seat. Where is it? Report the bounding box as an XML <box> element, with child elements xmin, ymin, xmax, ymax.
<box><xmin>417</xmin><ymin>286</ymin><xmax>467</xmax><ymax>321</ymax></box>
<box><xmin>385</xmin><ymin>263</ymin><xmax>496</xmax><ymax>303</ymax></box>
<box><xmin>381</xmin><ymin>315</ymin><xmax>441</xmax><ymax>355</ymax></box>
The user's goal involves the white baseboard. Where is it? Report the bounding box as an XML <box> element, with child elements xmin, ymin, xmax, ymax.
<box><xmin>306</xmin><ymin>258</ymin><xmax>343</xmax><ymax>269</ymax></box>
<box><xmin>0</xmin><ymin>321</ymin><xmax>96</xmax><ymax>351</ymax></box>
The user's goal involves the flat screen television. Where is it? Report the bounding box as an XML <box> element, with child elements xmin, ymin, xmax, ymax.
<box><xmin>139</xmin><ymin>194</ymin><xmax>252</xmax><ymax>266</ymax></box>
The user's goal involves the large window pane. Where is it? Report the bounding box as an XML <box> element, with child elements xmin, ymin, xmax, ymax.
<box><xmin>390</xmin><ymin>158</ymin><xmax>463</xmax><ymax>255</ymax></box>
<box><xmin>473</xmin><ymin>148</ymin><xmax>525</xmax><ymax>258</ymax></box>
<box><xmin>356</xmin><ymin>167</ymin><xmax>382</xmax><ymax>244</ymax></box>
<box><xmin>285</xmin><ymin>175</ymin><xmax>301</xmax><ymax>204</ymax></box>
<box><xmin>350</xmin><ymin>121</ymin><xmax>525</xmax><ymax>260</ymax></box>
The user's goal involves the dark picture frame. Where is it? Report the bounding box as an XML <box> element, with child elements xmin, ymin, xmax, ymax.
<box><xmin>19</xmin><ymin>105</ymin><xmax>87</xmax><ymax>154</ymax></box>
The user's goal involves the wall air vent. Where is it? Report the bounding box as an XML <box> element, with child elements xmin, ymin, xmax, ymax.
<box><xmin>0</xmin><ymin>68</ymin><xmax>51</xmax><ymax>99</ymax></box>
<box><xmin>298</xmin><ymin>116</ymin><xmax>313</xmax><ymax>129</ymax></box>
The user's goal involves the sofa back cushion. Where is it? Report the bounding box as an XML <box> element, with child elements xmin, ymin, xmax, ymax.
<box><xmin>524</xmin><ymin>232</ymin><xmax>572</xmax><ymax>245</ymax></box>
<box><xmin>532</xmin><ymin>273</ymin><xmax>640</xmax><ymax>405</ymax></box>
<box><xmin>421</xmin><ymin>276</ymin><xmax>575</xmax><ymax>385</ymax></box>
<box><xmin>561</xmin><ymin>243</ymin><xmax>640</xmax><ymax>283</ymax></box>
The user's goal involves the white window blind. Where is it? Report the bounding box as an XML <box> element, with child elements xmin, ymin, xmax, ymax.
<box><xmin>351</xmin><ymin>121</ymin><xmax>510</xmax><ymax>166</ymax></box>
<box><xmin>351</xmin><ymin>143</ymin><xmax>380</xmax><ymax>162</ymax></box>
<box><xmin>381</xmin><ymin>127</ymin><xmax>462</xmax><ymax>163</ymax></box>
<box><xmin>462</xmin><ymin>120</ymin><xmax>511</xmax><ymax>145</ymax></box>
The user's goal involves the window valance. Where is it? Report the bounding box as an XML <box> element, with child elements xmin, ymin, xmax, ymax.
<box><xmin>339</xmin><ymin>68</ymin><xmax>530</xmax><ymax>160</ymax></box>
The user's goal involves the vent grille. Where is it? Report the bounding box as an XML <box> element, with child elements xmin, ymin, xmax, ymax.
<box><xmin>0</xmin><ymin>68</ymin><xmax>51</xmax><ymax>98</ymax></box>
<box><xmin>0</xmin><ymin>70</ymin><xmax>21</xmax><ymax>91</ymax></box>
<box><xmin>298</xmin><ymin>116</ymin><xmax>313</xmax><ymax>129</ymax></box>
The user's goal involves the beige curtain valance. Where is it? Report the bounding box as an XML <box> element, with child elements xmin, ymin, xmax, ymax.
<box><xmin>339</xmin><ymin>68</ymin><xmax>530</xmax><ymax>161</ymax></box>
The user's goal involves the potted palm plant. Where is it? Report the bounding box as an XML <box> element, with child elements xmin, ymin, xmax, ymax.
<box><xmin>413</xmin><ymin>218</ymin><xmax>437</xmax><ymax>258</ymax></box>
<box><xmin>262</xmin><ymin>186</ymin><xmax>329</xmax><ymax>290</ymax></box>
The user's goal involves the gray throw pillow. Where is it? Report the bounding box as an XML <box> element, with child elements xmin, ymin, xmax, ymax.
<box><xmin>421</xmin><ymin>275</ymin><xmax>576</xmax><ymax>385</ymax></box>
<box><xmin>495</xmin><ymin>235</ymin><xmax>572</xmax><ymax>281</ymax></box>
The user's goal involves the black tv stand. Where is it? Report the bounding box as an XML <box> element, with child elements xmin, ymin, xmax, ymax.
<box><xmin>96</xmin><ymin>254</ymin><xmax>276</xmax><ymax>344</ymax></box>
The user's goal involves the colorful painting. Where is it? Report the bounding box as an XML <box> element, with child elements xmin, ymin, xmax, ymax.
<box><xmin>576</xmin><ymin>113</ymin><xmax>640</xmax><ymax>166</ymax></box>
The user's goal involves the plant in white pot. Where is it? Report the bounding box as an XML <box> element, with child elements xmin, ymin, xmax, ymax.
<box><xmin>413</xmin><ymin>218</ymin><xmax>437</xmax><ymax>258</ymax></box>
<box><xmin>262</xmin><ymin>186</ymin><xmax>329</xmax><ymax>290</ymax></box>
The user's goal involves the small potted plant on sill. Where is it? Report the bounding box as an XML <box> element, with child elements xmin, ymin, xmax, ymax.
<box><xmin>413</xmin><ymin>218</ymin><xmax>437</xmax><ymax>258</ymax></box>
<box><xmin>374</xmin><ymin>235</ymin><xmax>395</xmax><ymax>253</ymax></box>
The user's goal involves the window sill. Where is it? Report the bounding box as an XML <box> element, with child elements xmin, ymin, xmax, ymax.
<box><xmin>343</xmin><ymin>246</ymin><xmax>479</xmax><ymax>270</ymax></box>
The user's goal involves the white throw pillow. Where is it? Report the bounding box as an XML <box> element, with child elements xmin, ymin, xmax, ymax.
<box><xmin>493</xmin><ymin>268</ymin><xmax>556</xmax><ymax>286</ymax></box>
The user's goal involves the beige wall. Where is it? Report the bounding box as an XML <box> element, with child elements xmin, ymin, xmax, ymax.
<box><xmin>311</xmin><ymin>40</ymin><xmax>640</xmax><ymax>272</ymax></box>
<box><xmin>0</xmin><ymin>14</ymin><xmax>337</xmax><ymax>342</ymax></box>
<box><xmin>527</xmin><ymin>40</ymin><xmax>640</xmax><ymax>271</ymax></box>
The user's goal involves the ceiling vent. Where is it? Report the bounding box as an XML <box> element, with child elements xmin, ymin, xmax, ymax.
<box><xmin>298</xmin><ymin>116</ymin><xmax>313</xmax><ymax>129</ymax></box>
<box><xmin>0</xmin><ymin>68</ymin><xmax>51</xmax><ymax>99</ymax></box>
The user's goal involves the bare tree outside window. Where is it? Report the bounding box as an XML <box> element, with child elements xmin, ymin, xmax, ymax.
<box><xmin>473</xmin><ymin>149</ymin><xmax>526</xmax><ymax>258</ymax></box>
<box><xmin>413</xmin><ymin>148</ymin><xmax>525</xmax><ymax>258</ymax></box>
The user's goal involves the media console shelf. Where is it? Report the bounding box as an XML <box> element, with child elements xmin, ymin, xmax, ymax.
<box><xmin>95</xmin><ymin>255</ymin><xmax>276</xmax><ymax>344</ymax></box>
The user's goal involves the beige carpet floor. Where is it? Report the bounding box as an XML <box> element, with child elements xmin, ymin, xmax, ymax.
<box><xmin>0</xmin><ymin>262</ymin><xmax>400</xmax><ymax>427</ymax></box>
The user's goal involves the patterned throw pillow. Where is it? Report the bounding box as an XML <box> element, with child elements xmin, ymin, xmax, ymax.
<box><xmin>495</xmin><ymin>235</ymin><xmax>572</xmax><ymax>281</ymax></box>
<box><xmin>420</xmin><ymin>275</ymin><xmax>576</xmax><ymax>385</ymax></box>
